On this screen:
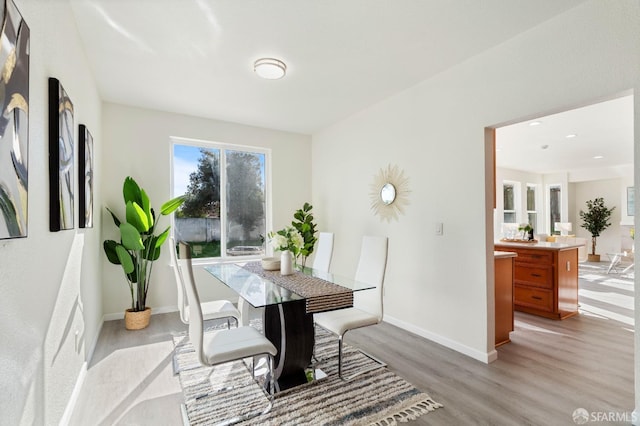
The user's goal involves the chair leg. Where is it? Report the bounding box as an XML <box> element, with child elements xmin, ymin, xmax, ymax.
<box><xmin>259</xmin><ymin>355</ymin><xmax>274</xmax><ymax>416</ymax></box>
<box><xmin>338</xmin><ymin>336</ymin><xmax>344</xmax><ymax>378</ymax></box>
<box><xmin>337</xmin><ymin>333</ymin><xmax>387</xmax><ymax>382</ymax></box>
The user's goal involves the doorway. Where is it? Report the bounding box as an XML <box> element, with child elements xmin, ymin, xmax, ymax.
<box><xmin>485</xmin><ymin>93</ymin><xmax>635</xmax><ymax>355</ymax></box>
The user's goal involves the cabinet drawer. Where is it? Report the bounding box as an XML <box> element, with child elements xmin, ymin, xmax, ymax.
<box><xmin>515</xmin><ymin>286</ymin><xmax>553</xmax><ymax>312</ymax></box>
<box><xmin>514</xmin><ymin>265</ymin><xmax>552</xmax><ymax>288</ymax></box>
<box><xmin>514</xmin><ymin>249</ymin><xmax>553</xmax><ymax>265</ymax></box>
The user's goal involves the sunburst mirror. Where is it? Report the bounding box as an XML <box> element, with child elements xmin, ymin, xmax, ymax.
<box><xmin>369</xmin><ymin>164</ymin><xmax>410</xmax><ymax>222</ymax></box>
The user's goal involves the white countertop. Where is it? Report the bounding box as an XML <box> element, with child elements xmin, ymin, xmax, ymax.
<box><xmin>495</xmin><ymin>241</ymin><xmax>584</xmax><ymax>250</ymax></box>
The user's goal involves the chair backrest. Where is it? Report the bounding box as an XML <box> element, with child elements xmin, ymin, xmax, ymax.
<box><xmin>169</xmin><ymin>237</ymin><xmax>189</xmax><ymax>324</ymax></box>
<box><xmin>178</xmin><ymin>241</ymin><xmax>207</xmax><ymax>366</ymax></box>
<box><xmin>353</xmin><ymin>236</ymin><xmax>388</xmax><ymax>321</ymax></box>
<box><xmin>312</xmin><ymin>232</ymin><xmax>334</xmax><ymax>272</ymax></box>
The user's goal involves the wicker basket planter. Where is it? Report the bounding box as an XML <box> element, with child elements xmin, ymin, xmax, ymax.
<box><xmin>124</xmin><ymin>307</ymin><xmax>151</xmax><ymax>330</ymax></box>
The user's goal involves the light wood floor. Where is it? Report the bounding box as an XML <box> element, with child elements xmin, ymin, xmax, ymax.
<box><xmin>69</xmin><ymin>264</ymin><xmax>634</xmax><ymax>425</ymax></box>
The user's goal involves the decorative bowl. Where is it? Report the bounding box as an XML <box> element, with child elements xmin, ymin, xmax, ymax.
<box><xmin>261</xmin><ymin>257</ymin><xmax>281</xmax><ymax>271</ymax></box>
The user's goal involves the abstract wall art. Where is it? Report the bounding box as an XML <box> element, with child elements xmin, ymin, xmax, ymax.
<box><xmin>0</xmin><ymin>0</ymin><xmax>30</xmax><ymax>240</ymax></box>
<box><xmin>48</xmin><ymin>77</ymin><xmax>74</xmax><ymax>232</ymax></box>
<box><xmin>78</xmin><ymin>124</ymin><xmax>93</xmax><ymax>228</ymax></box>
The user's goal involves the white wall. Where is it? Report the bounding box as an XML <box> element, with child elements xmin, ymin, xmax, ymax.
<box><xmin>0</xmin><ymin>0</ymin><xmax>102</xmax><ymax>424</ymax></box>
<box><xmin>101</xmin><ymin>103</ymin><xmax>311</xmax><ymax>316</ymax></box>
<box><xmin>311</xmin><ymin>0</ymin><xmax>639</xmax><ymax>366</ymax></box>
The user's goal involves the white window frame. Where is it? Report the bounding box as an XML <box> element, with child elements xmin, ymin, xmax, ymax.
<box><xmin>526</xmin><ymin>183</ymin><xmax>538</xmax><ymax>230</ymax></box>
<box><xmin>170</xmin><ymin>136</ymin><xmax>272</xmax><ymax>264</ymax></box>
<box><xmin>502</xmin><ymin>181</ymin><xmax>520</xmax><ymax>224</ymax></box>
<box><xmin>546</xmin><ymin>183</ymin><xmax>562</xmax><ymax>235</ymax></box>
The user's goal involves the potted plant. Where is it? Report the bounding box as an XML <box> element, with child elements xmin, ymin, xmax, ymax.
<box><xmin>517</xmin><ymin>223</ymin><xmax>533</xmax><ymax>241</ymax></box>
<box><xmin>103</xmin><ymin>176</ymin><xmax>184</xmax><ymax>329</ymax></box>
<box><xmin>291</xmin><ymin>202</ymin><xmax>318</xmax><ymax>267</ymax></box>
<box><xmin>579</xmin><ymin>197</ymin><xmax>615</xmax><ymax>262</ymax></box>
<box><xmin>268</xmin><ymin>225</ymin><xmax>304</xmax><ymax>275</ymax></box>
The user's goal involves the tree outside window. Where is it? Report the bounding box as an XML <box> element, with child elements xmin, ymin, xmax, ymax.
<box><xmin>173</xmin><ymin>142</ymin><xmax>267</xmax><ymax>259</ymax></box>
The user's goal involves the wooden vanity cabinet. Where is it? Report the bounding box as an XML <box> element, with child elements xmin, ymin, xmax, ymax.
<box><xmin>494</xmin><ymin>244</ymin><xmax>579</xmax><ymax>320</ymax></box>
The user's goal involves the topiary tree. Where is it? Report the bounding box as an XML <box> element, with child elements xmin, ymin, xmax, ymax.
<box><xmin>579</xmin><ymin>197</ymin><xmax>615</xmax><ymax>259</ymax></box>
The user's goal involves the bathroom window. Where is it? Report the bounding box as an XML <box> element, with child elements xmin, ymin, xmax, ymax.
<box><xmin>503</xmin><ymin>182</ymin><xmax>517</xmax><ymax>223</ymax></box>
<box><xmin>526</xmin><ymin>184</ymin><xmax>537</xmax><ymax>229</ymax></box>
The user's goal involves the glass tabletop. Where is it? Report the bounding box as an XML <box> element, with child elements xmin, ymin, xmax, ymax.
<box><xmin>204</xmin><ymin>263</ymin><xmax>374</xmax><ymax>308</ymax></box>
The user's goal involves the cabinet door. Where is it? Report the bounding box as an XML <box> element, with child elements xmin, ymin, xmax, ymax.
<box><xmin>514</xmin><ymin>286</ymin><xmax>554</xmax><ymax>312</ymax></box>
<box><xmin>514</xmin><ymin>264</ymin><xmax>553</xmax><ymax>289</ymax></box>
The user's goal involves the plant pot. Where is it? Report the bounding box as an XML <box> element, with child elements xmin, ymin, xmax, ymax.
<box><xmin>125</xmin><ymin>307</ymin><xmax>151</xmax><ymax>330</ymax></box>
<box><xmin>587</xmin><ymin>254</ymin><xmax>601</xmax><ymax>262</ymax></box>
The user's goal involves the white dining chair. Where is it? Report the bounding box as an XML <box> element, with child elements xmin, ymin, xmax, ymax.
<box><xmin>170</xmin><ymin>237</ymin><xmax>240</xmax><ymax>328</ymax></box>
<box><xmin>312</xmin><ymin>232</ymin><xmax>334</xmax><ymax>272</ymax></box>
<box><xmin>314</xmin><ymin>235</ymin><xmax>388</xmax><ymax>381</ymax></box>
<box><xmin>178</xmin><ymin>241</ymin><xmax>277</xmax><ymax>421</ymax></box>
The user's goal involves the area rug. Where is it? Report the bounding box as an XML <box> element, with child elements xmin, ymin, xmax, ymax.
<box><xmin>173</xmin><ymin>325</ymin><xmax>442</xmax><ymax>425</ymax></box>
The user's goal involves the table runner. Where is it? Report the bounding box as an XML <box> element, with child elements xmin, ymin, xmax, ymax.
<box><xmin>242</xmin><ymin>261</ymin><xmax>354</xmax><ymax>313</ymax></box>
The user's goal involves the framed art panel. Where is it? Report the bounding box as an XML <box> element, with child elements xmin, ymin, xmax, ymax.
<box><xmin>0</xmin><ymin>0</ymin><xmax>30</xmax><ymax>239</ymax></box>
<box><xmin>48</xmin><ymin>77</ymin><xmax>74</xmax><ymax>231</ymax></box>
<box><xmin>78</xmin><ymin>124</ymin><xmax>94</xmax><ymax>228</ymax></box>
<box><xmin>628</xmin><ymin>187</ymin><xmax>635</xmax><ymax>216</ymax></box>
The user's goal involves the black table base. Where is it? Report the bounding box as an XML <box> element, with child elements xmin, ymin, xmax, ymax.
<box><xmin>264</xmin><ymin>299</ymin><xmax>314</xmax><ymax>391</ymax></box>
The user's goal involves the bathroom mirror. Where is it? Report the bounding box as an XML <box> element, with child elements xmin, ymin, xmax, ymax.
<box><xmin>380</xmin><ymin>183</ymin><xmax>396</xmax><ymax>205</ymax></box>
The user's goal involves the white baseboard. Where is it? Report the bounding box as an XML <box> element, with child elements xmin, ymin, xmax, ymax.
<box><xmin>102</xmin><ymin>304</ymin><xmax>178</xmax><ymax>321</ymax></box>
<box><xmin>383</xmin><ymin>314</ymin><xmax>497</xmax><ymax>364</ymax></box>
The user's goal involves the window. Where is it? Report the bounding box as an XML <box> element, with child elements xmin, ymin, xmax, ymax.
<box><xmin>549</xmin><ymin>184</ymin><xmax>561</xmax><ymax>234</ymax></box>
<box><xmin>526</xmin><ymin>184</ymin><xmax>537</xmax><ymax>229</ymax></box>
<box><xmin>503</xmin><ymin>182</ymin><xmax>516</xmax><ymax>223</ymax></box>
<box><xmin>172</xmin><ymin>139</ymin><xmax>269</xmax><ymax>259</ymax></box>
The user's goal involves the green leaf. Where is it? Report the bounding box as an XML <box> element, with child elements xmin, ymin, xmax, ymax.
<box><xmin>103</xmin><ymin>240</ymin><xmax>121</xmax><ymax>264</ymax></box>
<box><xmin>106</xmin><ymin>207</ymin><xmax>121</xmax><ymax>228</ymax></box>
<box><xmin>140</xmin><ymin>188</ymin><xmax>153</xmax><ymax>229</ymax></box>
<box><xmin>161</xmin><ymin>195</ymin><xmax>185</xmax><ymax>215</ymax></box>
<box><xmin>123</xmin><ymin>176</ymin><xmax>142</xmax><ymax>205</ymax></box>
<box><xmin>127</xmin><ymin>263</ymin><xmax>139</xmax><ymax>283</ymax></box>
<box><xmin>143</xmin><ymin>236</ymin><xmax>162</xmax><ymax>261</ymax></box>
<box><xmin>120</xmin><ymin>222</ymin><xmax>144</xmax><ymax>250</ymax></box>
<box><xmin>126</xmin><ymin>201</ymin><xmax>150</xmax><ymax>232</ymax></box>
<box><xmin>155</xmin><ymin>226</ymin><xmax>170</xmax><ymax>248</ymax></box>
<box><xmin>115</xmin><ymin>244</ymin><xmax>135</xmax><ymax>274</ymax></box>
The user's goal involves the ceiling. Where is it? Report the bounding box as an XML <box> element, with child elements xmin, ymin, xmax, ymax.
<box><xmin>496</xmin><ymin>95</ymin><xmax>634</xmax><ymax>180</ymax></box>
<box><xmin>69</xmin><ymin>1</ymin><xmax>632</xmax><ymax>178</ymax></box>
<box><xmin>68</xmin><ymin>0</ymin><xmax>588</xmax><ymax>135</ymax></box>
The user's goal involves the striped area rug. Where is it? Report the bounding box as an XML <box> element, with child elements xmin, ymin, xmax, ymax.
<box><xmin>173</xmin><ymin>325</ymin><xmax>442</xmax><ymax>425</ymax></box>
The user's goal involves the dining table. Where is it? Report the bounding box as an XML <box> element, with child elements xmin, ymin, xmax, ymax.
<box><xmin>204</xmin><ymin>261</ymin><xmax>374</xmax><ymax>390</ymax></box>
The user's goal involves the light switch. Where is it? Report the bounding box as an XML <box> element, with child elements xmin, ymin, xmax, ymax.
<box><xmin>435</xmin><ymin>222</ymin><xmax>443</xmax><ymax>236</ymax></box>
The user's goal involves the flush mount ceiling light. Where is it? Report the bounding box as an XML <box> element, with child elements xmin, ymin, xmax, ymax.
<box><xmin>254</xmin><ymin>58</ymin><xmax>286</xmax><ymax>79</ymax></box>
<box><xmin>529</xmin><ymin>121</ymin><xmax>542</xmax><ymax>126</ymax></box>
<box><xmin>566</xmin><ymin>134</ymin><xmax>577</xmax><ymax>138</ymax></box>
